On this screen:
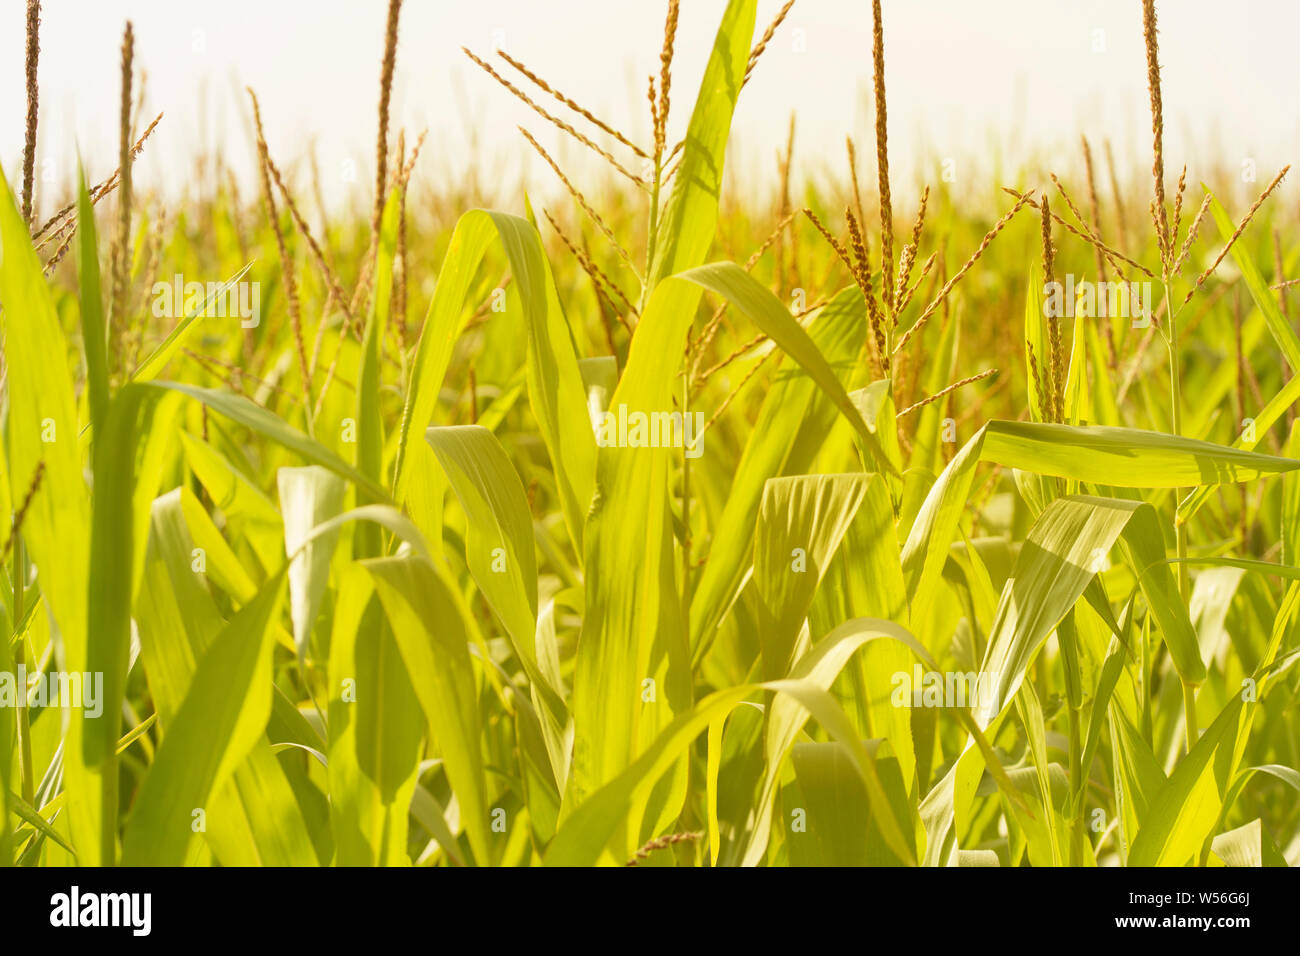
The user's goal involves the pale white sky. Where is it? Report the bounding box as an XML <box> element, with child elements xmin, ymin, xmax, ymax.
<box><xmin>2</xmin><ymin>0</ymin><xmax>1297</xmax><ymax>217</ymax></box>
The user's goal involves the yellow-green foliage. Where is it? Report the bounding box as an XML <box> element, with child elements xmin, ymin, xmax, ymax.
<box><xmin>2</xmin><ymin>0</ymin><xmax>1299</xmax><ymax>868</ymax></box>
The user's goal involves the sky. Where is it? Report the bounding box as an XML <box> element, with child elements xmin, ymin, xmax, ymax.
<box><xmin>2</xmin><ymin>0</ymin><xmax>1298</xmax><ymax>217</ymax></box>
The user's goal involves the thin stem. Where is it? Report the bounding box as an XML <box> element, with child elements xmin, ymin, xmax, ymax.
<box><xmin>642</xmin><ymin>156</ymin><xmax>663</xmax><ymax>312</ymax></box>
<box><xmin>680</xmin><ymin>372</ymin><xmax>693</xmax><ymax>678</ymax></box>
<box><xmin>1140</xmin><ymin>619</ymin><xmax>1153</xmax><ymax>743</ymax></box>
<box><xmin>13</xmin><ymin>536</ymin><xmax>34</xmax><ymax>807</ymax></box>
<box><xmin>1164</xmin><ymin>280</ymin><xmax>1189</xmax><ymax>603</ymax></box>
<box><xmin>1164</xmin><ymin>278</ymin><xmax>1198</xmax><ymax>758</ymax></box>
<box><xmin>1067</xmin><ymin>704</ymin><xmax>1085</xmax><ymax>866</ymax></box>
<box><xmin>16</xmin><ymin>694</ymin><xmax>34</xmax><ymax>807</ymax></box>
<box><xmin>1182</xmin><ymin>679</ymin><xmax>1199</xmax><ymax>752</ymax></box>
<box><xmin>1169</xmin><ymin>342</ymin><xmax>1188</xmax><ymax>585</ymax></box>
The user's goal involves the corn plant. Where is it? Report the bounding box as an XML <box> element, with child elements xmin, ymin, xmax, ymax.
<box><xmin>1</xmin><ymin>0</ymin><xmax>1298</xmax><ymax>868</ymax></box>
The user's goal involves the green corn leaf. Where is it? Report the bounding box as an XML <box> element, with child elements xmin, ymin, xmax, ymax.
<box><xmin>646</xmin><ymin>0</ymin><xmax>756</xmax><ymax>289</ymax></box>
<box><xmin>425</xmin><ymin>425</ymin><xmax>568</xmax><ymax>776</ymax></box>
<box><xmin>327</xmin><ymin>565</ymin><xmax>420</xmax><ymax>866</ymax></box>
<box><xmin>977</xmin><ymin>495</ymin><xmax>1204</xmax><ymax>725</ymax></box>
<box><xmin>683</xmin><ymin>263</ymin><xmax>897</xmax><ymax>477</ymax></box>
<box><xmin>425</xmin><ymin>426</ymin><xmax>537</xmax><ymax>658</ymax></box>
<box><xmin>363</xmin><ymin>555</ymin><xmax>492</xmax><ymax>864</ymax></box>
<box><xmin>393</xmin><ymin>210</ymin><xmax>593</xmax><ymax>554</ymax></box>
<box><xmin>0</xmin><ymin>163</ymin><xmax>96</xmax><ymax>863</ymax></box>
<box><xmin>1128</xmin><ymin>694</ymin><xmax>1246</xmax><ymax>866</ymax></box>
<box><xmin>753</xmin><ymin>474</ymin><xmax>868</xmax><ymax>678</ymax></box>
<box><xmin>83</xmin><ymin>385</ymin><xmax>153</xmax><ymax>864</ymax></box>
<box><xmin>75</xmin><ymin>162</ymin><xmax>109</xmax><ymax>434</ymax></box>
<box><xmin>549</xmin><ymin>618</ymin><xmax>926</xmax><ymax>866</ymax></box>
<box><xmin>6</xmin><ymin>788</ymin><xmax>77</xmax><ymax>860</ymax></box>
<box><xmin>279</xmin><ymin>466</ymin><xmax>347</xmax><ymax>667</ymax></box>
<box><xmin>131</xmin><ymin>262</ymin><xmax>255</xmax><ymax>383</ymax></box>
<box><xmin>122</xmin><ymin>569</ymin><xmax>287</xmax><ymax>865</ymax></box>
<box><xmin>1209</xmin><ymin>818</ymin><xmax>1288</xmax><ymax>867</ymax></box>
<box><xmin>691</xmin><ymin>284</ymin><xmax>866</xmax><ymax>659</ymax></box>
<box><xmin>903</xmin><ymin>420</ymin><xmax>1300</xmax><ymax>633</ymax></box>
<box><xmin>808</xmin><ymin>472</ymin><xmax>916</xmax><ymax>783</ymax></box>
<box><xmin>1207</xmin><ymin>191</ymin><xmax>1300</xmax><ymax>369</ymax></box>
<box><xmin>153</xmin><ymin>381</ymin><xmax>389</xmax><ymax>501</ymax></box>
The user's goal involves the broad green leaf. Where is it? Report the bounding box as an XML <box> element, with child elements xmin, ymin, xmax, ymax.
<box><xmin>684</xmin><ymin>263</ymin><xmax>896</xmax><ymax>477</ymax></box>
<box><xmin>83</xmin><ymin>385</ymin><xmax>153</xmax><ymax>863</ymax></box>
<box><xmin>788</xmin><ymin>742</ymin><xmax>871</xmax><ymax>866</ymax></box>
<box><xmin>136</xmin><ymin>491</ymin><xmax>226</xmax><ymax>721</ymax></box>
<box><xmin>426</xmin><ymin>424</ymin><xmax>568</xmax><ymax>777</ymax></box>
<box><xmin>570</xmin><ymin>263</ymin><xmax>902</xmax><ymax>818</ymax></box>
<box><xmin>646</xmin><ymin>0</ymin><xmax>756</xmax><ymax>289</ymax></box>
<box><xmin>902</xmin><ymin>420</ymin><xmax>1300</xmax><ymax>630</ymax></box>
<box><xmin>179</xmin><ymin>486</ymin><xmax>259</xmax><ymax>602</ymax></box>
<box><xmin>548</xmin><ymin>618</ymin><xmax>926</xmax><ymax>866</ymax></box>
<box><xmin>920</xmin><ymin>489</ymin><xmax>1208</xmax><ymax>867</ymax></box>
<box><xmin>1178</xmin><ymin>372</ymin><xmax>1300</xmax><ymax>523</ymax></box>
<box><xmin>1014</xmin><ymin>683</ymin><xmax>1064</xmax><ymax>866</ymax></box>
<box><xmin>1128</xmin><ymin>694</ymin><xmax>1245</xmax><ymax>866</ymax></box>
<box><xmin>1073</xmin><ymin>633</ymin><xmax>1131</xmax><ymax>813</ymax></box>
<box><xmin>1207</xmin><ymin>191</ymin><xmax>1300</xmax><ymax>369</ymax></box>
<box><xmin>1210</xmin><ymin>818</ymin><xmax>1287</xmax><ymax>867</ymax></box>
<box><xmin>425</xmin><ymin>426</ymin><xmax>537</xmax><ymax>657</ymax></box>
<box><xmin>121</xmin><ymin>569</ymin><xmax>287</xmax><ymax>865</ymax></box>
<box><xmin>1130</xmin><ymin>585</ymin><xmax>1300</xmax><ymax>866</ymax></box>
<box><xmin>514</xmin><ymin>695</ymin><xmax>563</xmax><ymax>848</ymax></box>
<box><xmin>393</xmin><ymin>210</ymin><xmax>593</xmax><ymax>554</ymax></box>
<box><xmin>181</xmin><ymin>430</ymin><xmax>283</xmax><ymax>565</ymax></box>
<box><xmin>977</xmin><ymin>495</ymin><xmax>1204</xmax><ymax>725</ymax></box>
<box><xmin>151</xmin><ymin>381</ymin><xmax>388</xmax><ymax>501</ymax></box>
<box><xmin>75</xmin><ymin>162</ymin><xmax>109</xmax><ymax>433</ymax></box>
<box><xmin>139</xmin><ymin>487</ymin><xmax>318</xmax><ymax>870</ymax></box>
<box><xmin>691</xmin><ymin>284</ymin><xmax>866</xmax><ymax>658</ymax></box>
<box><xmin>0</xmin><ymin>164</ymin><xmax>95</xmax><ymax>863</ymax></box>
<box><xmin>278</xmin><ymin>466</ymin><xmax>347</xmax><ymax>666</ymax></box>
<box><xmin>208</xmin><ymin>745</ymin><xmax>321</xmax><ymax>866</ymax></box>
<box><xmin>1284</xmin><ymin>421</ymin><xmax>1300</xmax><ymax>567</ymax></box>
<box><xmin>851</xmin><ymin>379</ymin><xmax>902</xmax><ymax>480</ymax></box>
<box><xmin>982</xmin><ymin>421</ymin><xmax>1300</xmax><ymax>487</ymax></box>
<box><xmin>740</xmin><ymin>617</ymin><xmax>929</xmax><ymax>866</ymax></box>
<box><xmin>754</xmin><ymin>474</ymin><xmax>867</xmax><ymax>678</ymax></box>
<box><xmin>327</xmin><ymin>565</ymin><xmax>419</xmax><ymax>866</ymax></box>
<box><xmin>789</xmin><ymin>740</ymin><xmax>913</xmax><ymax>866</ymax></box>
<box><xmin>1001</xmin><ymin>762</ymin><xmax>1087</xmax><ymax>867</ymax></box>
<box><xmin>409</xmin><ymin>784</ymin><xmax>465</xmax><ymax>866</ymax></box>
<box><xmin>564</xmin><ymin>274</ymin><xmax>699</xmax><ymax>817</ymax></box>
<box><xmin>1109</xmin><ymin>706</ymin><xmax>1168</xmax><ymax>862</ymax></box>
<box><xmin>1220</xmin><ymin>763</ymin><xmax>1300</xmax><ymax>840</ymax></box>
<box><xmin>363</xmin><ymin>555</ymin><xmax>492</xmax><ymax>864</ymax></box>
<box><xmin>808</xmin><ymin>472</ymin><xmax>915</xmax><ymax>783</ymax></box>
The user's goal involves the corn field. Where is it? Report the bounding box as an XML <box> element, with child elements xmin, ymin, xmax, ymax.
<box><xmin>1</xmin><ymin>0</ymin><xmax>1299</xmax><ymax>871</ymax></box>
